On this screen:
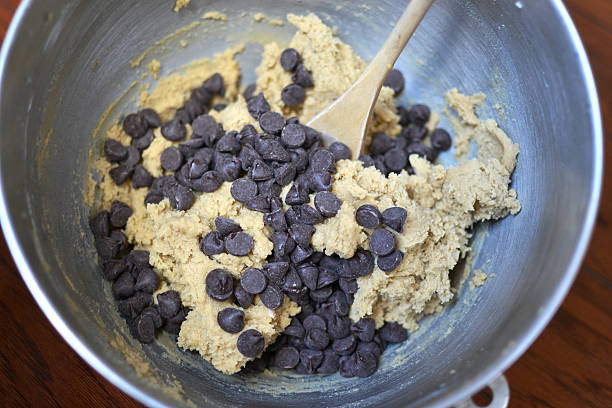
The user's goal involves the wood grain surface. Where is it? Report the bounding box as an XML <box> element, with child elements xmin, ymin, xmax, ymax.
<box><xmin>0</xmin><ymin>1</ymin><xmax>610</xmax><ymax>407</ymax></box>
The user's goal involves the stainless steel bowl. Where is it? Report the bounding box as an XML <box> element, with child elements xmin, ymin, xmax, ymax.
<box><xmin>0</xmin><ymin>0</ymin><xmax>602</xmax><ymax>407</ymax></box>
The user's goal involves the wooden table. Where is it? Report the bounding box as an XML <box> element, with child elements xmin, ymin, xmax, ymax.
<box><xmin>0</xmin><ymin>1</ymin><xmax>610</xmax><ymax>407</ymax></box>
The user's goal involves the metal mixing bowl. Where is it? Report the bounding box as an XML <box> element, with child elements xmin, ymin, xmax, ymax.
<box><xmin>0</xmin><ymin>0</ymin><xmax>602</xmax><ymax>407</ymax></box>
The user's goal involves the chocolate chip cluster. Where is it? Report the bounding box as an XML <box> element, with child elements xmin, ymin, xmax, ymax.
<box><xmin>90</xmin><ymin>52</ymin><xmax>454</xmax><ymax>378</ymax></box>
<box><xmin>90</xmin><ymin>202</ymin><xmax>187</xmax><ymax>343</ymax></box>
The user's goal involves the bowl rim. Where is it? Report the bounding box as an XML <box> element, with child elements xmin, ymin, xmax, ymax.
<box><xmin>0</xmin><ymin>0</ymin><xmax>603</xmax><ymax>407</ymax></box>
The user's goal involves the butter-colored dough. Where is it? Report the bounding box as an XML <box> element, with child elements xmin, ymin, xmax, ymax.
<box><xmin>89</xmin><ymin>13</ymin><xmax>519</xmax><ymax>375</ymax></box>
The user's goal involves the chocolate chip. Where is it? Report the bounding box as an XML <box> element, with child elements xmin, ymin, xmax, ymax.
<box><xmin>112</xmin><ymin>271</ymin><xmax>135</xmax><ymax>299</ymax></box>
<box><xmin>101</xmin><ymin>259</ymin><xmax>125</xmax><ymax>281</ymax></box>
<box><xmin>163</xmin><ymin>306</ymin><xmax>187</xmax><ymax>334</ymax></box>
<box><xmin>249</xmin><ymin>159</ymin><xmax>274</xmax><ymax>181</ymax></box>
<box><xmin>408</xmin><ymin>104</ymin><xmax>430</xmax><ymax>127</ymax></box>
<box><xmin>159</xmin><ymin>147</ymin><xmax>183</xmax><ymax>172</ymax></box>
<box><xmin>402</xmin><ymin>125</ymin><xmax>427</xmax><ymax>141</ymax></box>
<box><xmin>291</xmin><ymin>244</ymin><xmax>313</xmax><ymax>264</ymax></box>
<box><xmin>369</xmin><ymin>228</ymin><xmax>396</xmax><ymax>256</ymax></box>
<box><xmin>260</xmin><ymin>283</ymin><xmax>284</xmax><ymax>309</ymax></box>
<box><xmin>180</xmin><ymin>157</ymin><xmax>208</xmax><ymax>180</ymax></box>
<box><xmin>274</xmin><ymin>346</ymin><xmax>300</xmax><ymax>369</ymax></box>
<box><xmin>369</xmin><ymin>132</ymin><xmax>395</xmax><ymax>155</ymax></box>
<box><xmin>310</xmin><ymin>285</ymin><xmax>333</xmax><ymax>303</ymax></box>
<box><xmin>397</xmin><ymin>105</ymin><xmax>411</xmax><ymax>126</ymax></box>
<box><xmin>314</xmin><ymin>191</ymin><xmax>341</xmax><ymax>218</ymax></box>
<box><xmin>119</xmin><ymin>146</ymin><xmax>141</xmax><ymax>169</ymax></box>
<box><xmin>127</xmin><ymin>250</ymin><xmax>150</xmax><ymax>266</ymax></box>
<box><xmin>199</xmin><ymin>231</ymin><xmax>225</xmax><ymax>256</ymax></box>
<box><xmin>281</xmin><ymin>124</ymin><xmax>306</xmax><ymax>148</ymax></box>
<box><xmin>328</xmin><ymin>315</ymin><xmax>350</xmax><ymax>339</ymax></box>
<box><xmin>216</xmin><ymin>132</ymin><xmax>241</xmax><ymax>154</ymax></box>
<box><xmin>109</xmin><ymin>164</ymin><xmax>133</xmax><ymax>185</ymax></box>
<box><xmin>264</xmin><ymin>207</ymin><xmax>287</xmax><ymax>231</ymax></box>
<box><xmin>234</xmin><ymin>285</ymin><xmax>254</xmax><ymax>309</ymax></box>
<box><xmin>262</xmin><ymin>262</ymin><xmax>289</xmax><ymax>285</ymax></box>
<box><xmin>240</xmin><ymin>268</ymin><xmax>267</xmax><ymax>294</ymax></box>
<box><xmin>104</xmin><ymin>139</ymin><xmax>128</xmax><ymax>163</ymax></box>
<box><xmin>274</xmin><ymin>162</ymin><xmax>297</xmax><ymax>186</ymax></box>
<box><xmin>288</xmin><ymin>223</ymin><xmax>315</xmax><ymax>248</ymax></box>
<box><xmin>280</xmin><ymin>48</ymin><xmax>301</xmax><ymax>71</ymax></box>
<box><xmin>237</xmin><ymin>329</ymin><xmax>265</xmax><ymax>357</ymax></box>
<box><xmin>175</xmin><ymin>109</ymin><xmax>190</xmax><ymax>125</ymax></box>
<box><xmin>256</xmin><ymin>138</ymin><xmax>291</xmax><ymax>162</ymax></box>
<box><xmin>134</xmin><ymin>268</ymin><xmax>159</xmax><ymax>293</ymax></box>
<box><xmin>328</xmin><ymin>141</ymin><xmax>351</xmax><ymax>161</ymax></box>
<box><xmin>155</xmin><ymin>291</ymin><xmax>181</xmax><ymax>320</ymax></box>
<box><xmin>308</xmin><ymin>172</ymin><xmax>332</xmax><ymax>193</ymax></box>
<box><xmin>304</xmin><ymin>328</ymin><xmax>329</xmax><ymax>350</ymax></box>
<box><xmin>225</xmin><ymin>231</ymin><xmax>254</xmax><ymax>256</ymax></box>
<box><xmin>350</xmin><ymin>318</ymin><xmax>376</xmax><ymax>342</ymax></box>
<box><xmin>118</xmin><ymin>292</ymin><xmax>151</xmax><ymax>318</ymax></box>
<box><xmin>333</xmin><ymin>335</ymin><xmax>357</xmax><ymax>356</ymax></box>
<box><xmin>132</xmin><ymin>129</ymin><xmax>154</xmax><ymax>151</ymax></box>
<box><xmin>284</xmin><ymin>318</ymin><xmax>305</xmax><ymax>338</ymax></box>
<box><xmin>289</xmin><ymin>148</ymin><xmax>309</xmax><ymax>172</ymax></box>
<box><xmin>214</xmin><ymin>217</ymin><xmax>241</xmax><ymax>237</ymax></box>
<box><xmin>247</xmin><ymin>93</ymin><xmax>271</xmax><ymax>119</ymax></box>
<box><xmin>383</xmin><ymin>68</ymin><xmax>405</xmax><ymax>95</ymax></box>
<box><xmin>191</xmin><ymin>86</ymin><xmax>213</xmax><ymax>105</ymax></box>
<box><xmin>203</xmin><ymin>73</ymin><xmax>225</xmax><ymax>95</ymax></box>
<box><xmin>271</xmin><ymin>232</ymin><xmax>296</xmax><ymax>258</ymax></box>
<box><xmin>379</xmin><ymin>321</ymin><xmax>408</xmax><ymax>343</ymax></box>
<box><xmin>205</xmin><ymin>269</ymin><xmax>234</xmax><ymax>301</ymax></box>
<box><xmin>347</xmin><ymin>249</ymin><xmax>375</xmax><ymax>278</ymax></box>
<box><xmin>317</xmin><ymin>349</ymin><xmax>339</xmax><ymax>374</ymax></box>
<box><xmin>357</xmin><ymin>341</ymin><xmax>382</xmax><ymax>358</ymax></box>
<box><xmin>431</xmin><ymin>128</ymin><xmax>451</xmax><ymax>151</ymax></box>
<box><xmin>90</xmin><ymin>210</ymin><xmax>110</xmax><ymax>238</ymax></box>
<box><xmin>282</xmin><ymin>267</ymin><xmax>303</xmax><ymax>294</ymax></box>
<box><xmin>382</xmin><ymin>207</ymin><xmax>407</xmax><ymax>233</ymax></box>
<box><xmin>110</xmin><ymin>230</ymin><xmax>128</xmax><ymax>253</ymax></box>
<box><xmin>359</xmin><ymin>154</ymin><xmax>375</xmax><ymax>168</ymax></box>
<box><xmin>192</xmin><ymin>114</ymin><xmax>218</xmax><ymax>138</ymax></box>
<box><xmin>245</xmin><ymin>194</ymin><xmax>270</xmax><ymax>213</ymax></box>
<box><xmin>296</xmin><ymin>263</ymin><xmax>319</xmax><ymax>291</ymax></box>
<box><xmin>217</xmin><ymin>308</ymin><xmax>245</xmax><ymax>334</ymax></box>
<box><xmin>144</xmin><ymin>190</ymin><xmax>164</xmax><ymax>205</ymax></box>
<box><xmin>109</xmin><ymin>201</ymin><xmax>132</xmax><ymax>228</ymax></box>
<box><xmin>191</xmin><ymin>170</ymin><xmax>222</xmax><ymax>193</ymax></box>
<box><xmin>165</xmin><ymin>182</ymin><xmax>195</xmax><ymax>211</ymax></box>
<box><xmin>259</xmin><ymin>111</ymin><xmax>286</xmax><ymax>135</ymax></box>
<box><xmin>281</xmin><ymin>84</ymin><xmax>306</xmax><ymax>106</ymax></box>
<box><xmin>352</xmin><ymin>350</ymin><xmax>378</xmax><ymax>377</ymax></box>
<box><xmin>291</xmin><ymin>64</ymin><xmax>314</xmax><ymax>87</ymax></box>
<box><xmin>339</xmin><ymin>278</ymin><xmax>358</xmax><ymax>295</ymax></box>
<box><xmin>285</xmin><ymin>182</ymin><xmax>309</xmax><ymax>206</ymax></box>
<box><xmin>231</xmin><ymin>178</ymin><xmax>258</xmax><ymax>203</ymax></box>
<box><xmin>139</xmin><ymin>108</ymin><xmax>161</xmax><ymax>128</ymax></box>
<box><xmin>123</xmin><ymin>113</ymin><xmax>148</xmax><ymax>139</ymax></box>
<box><xmin>131</xmin><ymin>314</ymin><xmax>155</xmax><ymax>343</ymax></box>
<box><xmin>218</xmin><ymin>156</ymin><xmax>241</xmax><ymax>182</ymax></box>
<box><xmin>298</xmin><ymin>349</ymin><xmax>324</xmax><ymax>373</ymax></box>
<box><xmin>303</xmin><ymin>314</ymin><xmax>326</xmax><ymax>331</ymax></box>
<box><xmin>161</xmin><ymin>118</ymin><xmax>186</xmax><ymax>141</ymax></box>
<box><xmin>378</xmin><ymin>249</ymin><xmax>404</xmax><ymax>272</ymax></box>
<box><xmin>242</xmin><ymin>83</ymin><xmax>256</xmax><ymax>100</ymax></box>
<box><xmin>310</xmin><ymin>149</ymin><xmax>334</xmax><ymax>173</ymax></box>
<box><xmin>141</xmin><ymin>305</ymin><xmax>163</xmax><ymax>329</ymax></box>
<box><xmin>132</xmin><ymin>165</ymin><xmax>153</xmax><ymax>188</ymax></box>
<box><xmin>384</xmin><ymin>148</ymin><xmax>408</xmax><ymax>173</ymax></box>
<box><xmin>355</xmin><ymin>204</ymin><xmax>381</xmax><ymax>229</ymax></box>
<box><xmin>184</xmin><ymin>98</ymin><xmax>205</xmax><ymax>120</ymax></box>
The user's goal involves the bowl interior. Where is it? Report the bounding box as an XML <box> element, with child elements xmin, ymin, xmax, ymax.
<box><xmin>0</xmin><ymin>0</ymin><xmax>600</xmax><ymax>407</ymax></box>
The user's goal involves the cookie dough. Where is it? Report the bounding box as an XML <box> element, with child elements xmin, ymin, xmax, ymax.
<box><xmin>90</xmin><ymin>13</ymin><xmax>519</xmax><ymax>374</ymax></box>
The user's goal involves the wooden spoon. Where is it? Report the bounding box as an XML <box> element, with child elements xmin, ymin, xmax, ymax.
<box><xmin>306</xmin><ymin>0</ymin><xmax>435</xmax><ymax>159</ymax></box>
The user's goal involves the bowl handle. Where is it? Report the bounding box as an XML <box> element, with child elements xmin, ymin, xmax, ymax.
<box><xmin>453</xmin><ymin>374</ymin><xmax>510</xmax><ymax>408</ymax></box>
